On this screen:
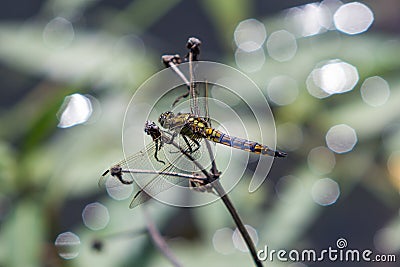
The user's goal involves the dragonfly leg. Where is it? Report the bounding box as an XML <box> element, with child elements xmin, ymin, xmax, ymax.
<box><xmin>116</xmin><ymin>174</ymin><xmax>134</xmax><ymax>185</ymax></box>
<box><xmin>182</xmin><ymin>135</ymin><xmax>193</xmax><ymax>153</ymax></box>
<box><xmin>181</xmin><ymin>135</ymin><xmax>201</xmax><ymax>154</ymax></box>
<box><xmin>170</xmin><ymin>82</ymin><xmax>199</xmax><ymax>107</ymax></box>
<box><xmin>110</xmin><ymin>166</ymin><xmax>133</xmax><ymax>185</ymax></box>
<box><xmin>154</xmin><ymin>139</ymin><xmax>166</xmax><ymax>164</ymax></box>
<box><xmin>172</xmin><ymin>91</ymin><xmax>189</xmax><ymax>107</ymax></box>
<box><xmin>191</xmin><ymin>138</ymin><xmax>201</xmax><ymax>153</ymax></box>
<box><xmin>164</xmin><ymin>131</ymin><xmax>178</xmax><ymax>145</ymax></box>
<box><xmin>165</xmin><ymin>132</ymin><xmax>185</xmax><ymax>154</ymax></box>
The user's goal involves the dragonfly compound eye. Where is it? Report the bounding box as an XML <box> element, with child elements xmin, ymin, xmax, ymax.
<box><xmin>158</xmin><ymin>111</ymin><xmax>174</xmax><ymax>128</ymax></box>
<box><xmin>144</xmin><ymin>121</ymin><xmax>162</xmax><ymax>140</ymax></box>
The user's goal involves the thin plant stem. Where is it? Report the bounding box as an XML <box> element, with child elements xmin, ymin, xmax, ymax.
<box><xmin>204</xmin><ymin>140</ymin><xmax>218</xmax><ymax>179</ymax></box>
<box><xmin>160</xmin><ymin>37</ymin><xmax>264</xmax><ymax>266</ymax></box>
<box><xmin>170</xmin><ymin>138</ymin><xmax>263</xmax><ymax>267</ymax></box>
<box><xmin>169</xmin><ymin>139</ymin><xmax>212</xmax><ymax>179</ymax></box>
<box><xmin>212</xmin><ymin>181</ymin><xmax>263</xmax><ymax>267</ymax></box>
<box><xmin>169</xmin><ymin>62</ymin><xmax>191</xmax><ymax>88</ymax></box>
<box><xmin>204</xmin><ymin>139</ymin><xmax>263</xmax><ymax>267</ymax></box>
<box><xmin>121</xmin><ymin>169</ymin><xmax>207</xmax><ymax>180</ymax></box>
<box><xmin>143</xmin><ymin>207</ymin><xmax>184</xmax><ymax>267</ymax></box>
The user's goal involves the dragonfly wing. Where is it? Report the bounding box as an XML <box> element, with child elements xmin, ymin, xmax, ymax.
<box><xmin>129</xmin><ymin>189</ymin><xmax>151</xmax><ymax>209</ymax></box>
<box><xmin>129</xmin><ymin>135</ymin><xmax>206</xmax><ymax>208</ymax></box>
<box><xmin>129</xmin><ymin>169</ymin><xmax>188</xmax><ymax>209</ymax></box>
<box><xmin>102</xmin><ymin>131</ymin><xmax>208</xmax><ymax>209</ymax></box>
<box><xmin>99</xmin><ymin>139</ymin><xmax>160</xmax><ymax>189</ymax></box>
<box><xmin>188</xmin><ymin>82</ymin><xmax>211</xmax><ymax>127</ymax></box>
<box><xmin>98</xmin><ymin>169</ymin><xmax>110</xmax><ymax>188</ymax></box>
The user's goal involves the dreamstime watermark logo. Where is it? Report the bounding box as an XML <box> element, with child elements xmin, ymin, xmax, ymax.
<box><xmin>257</xmin><ymin>238</ymin><xmax>397</xmax><ymax>263</ymax></box>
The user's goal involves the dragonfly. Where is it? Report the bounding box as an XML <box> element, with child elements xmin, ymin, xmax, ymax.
<box><xmin>158</xmin><ymin>37</ymin><xmax>287</xmax><ymax>158</ymax></box>
<box><xmin>101</xmin><ymin>37</ymin><xmax>286</xmax><ymax>208</ymax></box>
<box><xmin>101</xmin><ymin>37</ymin><xmax>217</xmax><ymax>209</ymax></box>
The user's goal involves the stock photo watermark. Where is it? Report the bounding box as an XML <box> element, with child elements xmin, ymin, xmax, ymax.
<box><xmin>257</xmin><ymin>238</ymin><xmax>396</xmax><ymax>263</ymax></box>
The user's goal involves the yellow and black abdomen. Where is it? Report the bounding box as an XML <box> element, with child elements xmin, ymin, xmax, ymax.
<box><xmin>204</xmin><ymin>128</ymin><xmax>285</xmax><ymax>157</ymax></box>
<box><xmin>184</xmin><ymin>116</ymin><xmax>211</xmax><ymax>139</ymax></box>
<box><xmin>162</xmin><ymin>113</ymin><xmax>286</xmax><ymax>158</ymax></box>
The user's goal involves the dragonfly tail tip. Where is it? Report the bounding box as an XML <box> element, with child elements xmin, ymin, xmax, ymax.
<box><xmin>275</xmin><ymin>150</ymin><xmax>287</xmax><ymax>158</ymax></box>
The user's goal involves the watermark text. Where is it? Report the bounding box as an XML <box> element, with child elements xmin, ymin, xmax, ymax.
<box><xmin>257</xmin><ymin>238</ymin><xmax>396</xmax><ymax>263</ymax></box>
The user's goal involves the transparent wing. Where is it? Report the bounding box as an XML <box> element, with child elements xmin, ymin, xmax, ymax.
<box><xmin>99</xmin><ymin>139</ymin><xmax>161</xmax><ymax>188</ymax></box>
<box><xmin>129</xmin><ymin>156</ymin><xmax>194</xmax><ymax>208</ymax></box>
<box><xmin>188</xmin><ymin>58</ymin><xmax>200</xmax><ymax>118</ymax></box>
<box><xmin>189</xmin><ymin>81</ymin><xmax>211</xmax><ymax>126</ymax></box>
<box><xmin>101</xmin><ymin>134</ymin><xmax>209</xmax><ymax>209</ymax></box>
<box><xmin>129</xmin><ymin>136</ymin><xmax>211</xmax><ymax>208</ymax></box>
<box><xmin>187</xmin><ymin>37</ymin><xmax>203</xmax><ymax>118</ymax></box>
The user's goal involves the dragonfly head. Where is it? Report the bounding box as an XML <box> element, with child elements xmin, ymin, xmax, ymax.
<box><xmin>158</xmin><ymin>111</ymin><xmax>175</xmax><ymax>128</ymax></box>
<box><xmin>144</xmin><ymin>121</ymin><xmax>162</xmax><ymax>140</ymax></box>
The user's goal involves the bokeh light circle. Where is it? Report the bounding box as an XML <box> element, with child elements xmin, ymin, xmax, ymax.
<box><xmin>212</xmin><ymin>228</ymin><xmax>235</xmax><ymax>255</ymax></box>
<box><xmin>360</xmin><ymin>76</ymin><xmax>390</xmax><ymax>107</ymax></box>
<box><xmin>105</xmin><ymin>177</ymin><xmax>134</xmax><ymax>200</ymax></box>
<box><xmin>284</xmin><ymin>2</ymin><xmax>332</xmax><ymax>37</ymax></box>
<box><xmin>82</xmin><ymin>202</ymin><xmax>110</xmax><ymax>231</ymax></box>
<box><xmin>374</xmin><ymin>227</ymin><xmax>400</xmax><ymax>254</ymax></box>
<box><xmin>334</xmin><ymin>2</ymin><xmax>374</xmax><ymax>35</ymax></box>
<box><xmin>57</xmin><ymin>94</ymin><xmax>93</xmax><ymax>128</ymax></box>
<box><xmin>235</xmin><ymin>48</ymin><xmax>265</xmax><ymax>73</ymax></box>
<box><xmin>234</xmin><ymin>19</ymin><xmax>267</xmax><ymax>52</ymax></box>
<box><xmin>266</xmin><ymin>30</ymin><xmax>297</xmax><ymax>62</ymax></box>
<box><xmin>312</xmin><ymin>60</ymin><xmax>359</xmax><ymax>95</ymax></box>
<box><xmin>43</xmin><ymin>17</ymin><xmax>75</xmax><ymax>49</ymax></box>
<box><xmin>265</xmin><ymin>75</ymin><xmax>299</xmax><ymax>106</ymax></box>
<box><xmin>232</xmin><ymin>225</ymin><xmax>259</xmax><ymax>252</ymax></box>
<box><xmin>306</xmin><ymin>69</ymin><xmax>331</xmax><ymax>99</ymax></box>
<box><xmin>325</xmin><ymin>124</ymin><xmax>358</xmax><ymax>153</ymax></box>
<box><xmin>54</xmin><ymin>232</ymin><xmax>81</xmax><ymax>260</ymax></box>
<box><xmin>311</xmin><ymin>178</ymin><xmax>340</xmax><ymax>206</ymax></box>
<box><xmin>114</xmin><ymin>34</ymin><xmax>146</xmax><ymax>62</ymax></box>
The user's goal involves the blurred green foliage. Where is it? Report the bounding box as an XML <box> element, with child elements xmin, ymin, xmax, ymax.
<box><xmin>0</xmin><ymin>0</ymin><xmax>399</xmax><ymax>267</ymax></box>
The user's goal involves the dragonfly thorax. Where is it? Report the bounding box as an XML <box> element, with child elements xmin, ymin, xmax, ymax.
<box><xmin>158</xmin><ymin>111</ymin><xmax>175</xmax><ymax>128</ymax></box>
